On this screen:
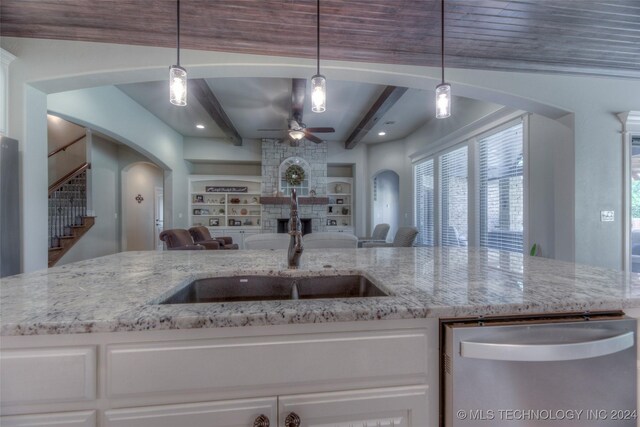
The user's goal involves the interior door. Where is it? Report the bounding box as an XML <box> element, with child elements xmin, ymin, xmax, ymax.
<box><xmin>278</xmin><ymin>385</ymin><xmax>429</xmax><ymax>427</ymax></box>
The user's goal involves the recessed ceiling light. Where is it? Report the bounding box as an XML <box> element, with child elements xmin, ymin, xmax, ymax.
<box><xmin>378</xmin><ymin>131</ymin><xmax>386</xmax><ymax>136</ymax></box>
<box><xmin>196</xmin><ymin>124</ymin><xmax>205</xmax><ymax>129</ymax></box>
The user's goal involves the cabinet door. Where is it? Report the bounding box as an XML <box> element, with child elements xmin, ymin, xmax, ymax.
<box><xmin>104</xmin><ymin>397</ymin><xmax>277</xmax><ymax>427</ymax></box>
<box><xmin>1</xmin><ymin>411</ymin><xmax>96</xmax><ymax>427</ymax></box>
<box><xmin>279</xmin><ymin>386</ymin><xmax>428</xmax><ymax>427</ymax></box>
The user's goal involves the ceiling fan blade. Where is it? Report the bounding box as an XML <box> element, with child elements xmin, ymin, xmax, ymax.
<box><xmin>305</xmin><ymin>133</ymin><xmax>324</xmax><ymax>144</ymax></box>
<box><xmin>257</xmin><ymin>128</ymin><xmax>285</xmax><ymax>132</ymax></box>
<box><xmin>305</xmin><ymin>127</ymin><xmax>335</xmax><ymax>133</ymax></box>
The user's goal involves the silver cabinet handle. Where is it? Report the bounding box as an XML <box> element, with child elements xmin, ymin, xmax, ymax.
<box><xmin>253</xmin><ymin>414</ymin><xmax>270</xmax><ymax>427</ymax></box>
<box><xmin>461</xmin><ymin>331</ymin><xmax>634</xmax><ymax>362</ymax></box>
<box><xmin>285</xmin><ymin>412</ymin><xmax>301</xmax><ymax>427</ymax></box>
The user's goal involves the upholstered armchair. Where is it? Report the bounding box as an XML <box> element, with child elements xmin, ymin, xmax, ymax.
<box><xmin>362</xmin><ymin>227</ymin><xmax>419</xmax><ymax>248</ymax></box>
<box><xmin>357</xmin><ymin>223</ymin><xmax>390</xmax><ymax>247</ymax></box>
<box><xmin>189</xmin><ymin>226</ymin><xmax>238</xmax><ymax>250</ymax></box>
<box><xmin>159</xmin><ymin>229</ymin><xmax>210</xmax><ymax>250</ymax></box>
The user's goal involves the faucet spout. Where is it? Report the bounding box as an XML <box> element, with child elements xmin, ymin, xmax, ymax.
<box><xmin>288</xmin><ymin>189</ymin><xmax>304</xmax><ymax>269</ymax></box>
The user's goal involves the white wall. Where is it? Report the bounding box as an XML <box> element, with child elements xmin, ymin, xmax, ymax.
<box><xmin>58</xmin><ymin>135</ymin><xmax>120</xmax><ymax>265</ymax></box>
<box><xmin>4</xmin><ymin>36</ymin><xmax>640</xmax><ymax>269</ymax></box>
<box><xmin>373</xmin><ymin>170</ymin><xmax>400</xmax><ymax>241</ymax></box>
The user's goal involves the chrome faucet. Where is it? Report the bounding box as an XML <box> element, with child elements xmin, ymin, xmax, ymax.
<box><xmin>288</xmin><ymin>189</ymin><xmax>303</xmax><ymax>269</ymax></box>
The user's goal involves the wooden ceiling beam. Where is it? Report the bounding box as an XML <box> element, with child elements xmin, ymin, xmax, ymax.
<box><xmin>344</xmin><ymin>86</ymin><xmax>408</xmax><ymax>150</ymax></box>
<box><xmin>190</xmin><ymin>79</ymin><xmax>242</xmax><ymax>146</ymax></box>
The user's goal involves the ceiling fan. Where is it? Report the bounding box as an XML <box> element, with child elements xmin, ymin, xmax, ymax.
<box><xmin>258</xmin><ymin>78</ymin><xmax>335</xmax><ymax>146</ymax></box>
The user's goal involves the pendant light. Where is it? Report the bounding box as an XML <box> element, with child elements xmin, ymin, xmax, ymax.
<box><xmin>169</xmin><ymin>0</ymin><xmax>187</xmax><ymax>106</ymax></box>
<box><xmin>435</xmin><ymin>0</ymin><xmax>451</xmax><ymax>119</ymax></box>
<box><xmin>311</xmin><ymin>0</ymin><xmax>326</xmax><ymax>113</ymax></box>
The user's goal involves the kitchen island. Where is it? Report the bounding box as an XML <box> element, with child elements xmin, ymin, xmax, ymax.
<box><xmin>1</xmin><ymin>247</ymin><xmax>639</xmax><ymax>426</ymax></box>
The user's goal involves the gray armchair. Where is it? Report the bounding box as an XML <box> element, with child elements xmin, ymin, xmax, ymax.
<box><xmin>362</xmin><ymin>226</ymin><xmax>419</xmax><ymax>248</ymax></box>
<box><xmin>357</xmin><ymin>223</ymin><xmax>390</xmax><ymax>247</ymax></box>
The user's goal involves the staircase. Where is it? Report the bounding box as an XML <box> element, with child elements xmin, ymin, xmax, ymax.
<box><xmin>48</xmin><ymin>163</ymin><xmax>95</xmax><ymax>267</ymax></box>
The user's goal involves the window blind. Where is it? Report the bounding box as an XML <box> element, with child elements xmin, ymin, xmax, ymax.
<box><xmin>440</xmin><ymin>146</ymin><xmax>468</xmax><ymax>247</ymax></box>
<box><xmin>479</xmin><ymin>122</ymin><xmax>524</xmax><ymax>253</ymax></box>
<box><xmin>415</xmin><ymin>159</ymin><xmax>434</xmax><ymax>246</ymax></box>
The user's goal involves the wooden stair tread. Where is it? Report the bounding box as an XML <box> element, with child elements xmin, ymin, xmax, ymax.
<box><xmin>48</xmin><ymin>247</ymin><xmax>63</xmax><ymax>251</ymax></box>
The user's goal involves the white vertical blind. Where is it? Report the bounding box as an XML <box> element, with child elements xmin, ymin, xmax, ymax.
<box><xmin>479</xmin><ymin>122</ymin><xmax>524</xmax><ymax>253</ymax></box>
<box><xmin>441</xmin><ymin>146</ymin><xmax>468</xmax><ymax>246</ymax></box>
<box><xmin>414</xmin><ymin>159</ymin><xmax>434</xmax><ymax>246</ymax></box>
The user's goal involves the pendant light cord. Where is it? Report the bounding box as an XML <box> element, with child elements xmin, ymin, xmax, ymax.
<box><xmin>441</xmin><ymin>0</ymin><xmax>445</xmax><ymax>84</ymax></box>
<box><xmin>316</xmin><ymin>0</ymin><xmax>320</xmax><ymax>75</ymax></box>
<box><xmin>176</xmin><ymin>0</ymin><xmax>181</xmax><ymax>66</ymax></box>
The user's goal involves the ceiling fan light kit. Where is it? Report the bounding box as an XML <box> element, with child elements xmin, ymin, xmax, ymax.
<box><xmin>169</xmin><ymin>0</ymin><xmax>187</xmax><ymax>106</ymax></box>
<box><xmin>311</xmin><ymin>0</ymin><xmax>326</xmax><ymax>113</ymax></box>
<box><xmin>435</xmin><ymin>0</ymin><xmax>451</xmax><ymax>119</ymax></box>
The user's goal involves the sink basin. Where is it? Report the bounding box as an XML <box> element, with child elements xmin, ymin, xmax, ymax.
<box><xmin>159</xmin><ymin>274</ymin><xmax>388</xmax><ymax>304</ymax></box>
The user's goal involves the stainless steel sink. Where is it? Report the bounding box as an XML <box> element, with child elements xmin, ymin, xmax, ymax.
<box><xmin>159</xmin><ymin>274</ymin><xmax>388</xmax><ymax>304</ymax></box>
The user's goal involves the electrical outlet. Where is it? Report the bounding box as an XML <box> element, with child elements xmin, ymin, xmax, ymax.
<box><xmin>601</xmin><ymin>210</ymin><xmax>614</xmax><ymax>222</ymax></box>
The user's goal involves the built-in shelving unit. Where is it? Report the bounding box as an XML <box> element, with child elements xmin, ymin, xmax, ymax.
<box><xmin>189</xmin><ymin>176</ymin><xmax>262</xmax><ymax>246</ymax></box>
<box><xmin>326</xmin><ymin>177</ymin><xmax>353</xmax><ymax>233</ymax></box>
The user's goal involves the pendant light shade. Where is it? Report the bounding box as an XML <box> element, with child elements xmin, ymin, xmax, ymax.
<box><xmin>169</xmin><ymin>65</ymin><xmax>187</xmax><ymax>106</ymax></box>
<box><xmin>435</xmin><ymin>0</ymin><xmax>450</xmax><ymax>119</ymax></box>
<box><xmin>435</xmin><ymin>82</ymin><xmax>451</xmax><ymax>119</ymax></box>
<box><xmin>169</xmin><ymin>0</ymin><xmax>187</xmax><ymax>106</ymax></box>
<box><xmin>311</xmin><ymin>0</ymin><xmax>326</xmax><ymax>113</ymax></box>
<box><xmin>311</xmin><ymin>74</ymin><xmax>326</xmax><ymax>113</ymax></box>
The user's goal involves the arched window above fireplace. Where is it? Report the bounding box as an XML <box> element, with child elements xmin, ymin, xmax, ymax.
<box><xmin>279</xmin><ymin>156</ymin><xmax>310</xmax><ymax>196</ymax></box>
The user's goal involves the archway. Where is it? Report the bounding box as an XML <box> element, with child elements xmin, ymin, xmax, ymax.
<box><xmin>372</xmin><ymin>170</ymin><xmax>400</xmax><ymax>242</ymax></box>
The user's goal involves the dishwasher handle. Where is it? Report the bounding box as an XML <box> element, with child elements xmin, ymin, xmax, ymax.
<box><xmin>460</xmin><ymin>331</ymin><xmax>634</xmax><ymax>362</ymax></box>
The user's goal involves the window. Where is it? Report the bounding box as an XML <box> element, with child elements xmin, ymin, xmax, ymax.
<box><xmin>479</xmin><ymin>123</ymin><xmax>524</xmax><ymax>253</ymax></box>
<box><xmin>414</xmin><ymin>159</ymin><xmax>434</xmax><ymax>246</ymax></box>
<box><xmin>631</xmin><ymin>138</ymin><xmax>640</xmax><ymax>272</ymax></box>
<box><xmin>279</xmin><ymin>157</ymin><xmax>310</xmax><ymax>196</ymax></box>
<box><xmin>440</xmin><ymin>146</ymin><xmax>468</xmax><ymax>247</ymax></box>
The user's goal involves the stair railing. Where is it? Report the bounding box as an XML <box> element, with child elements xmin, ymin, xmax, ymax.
<box><xmin>48</xmin><ymin>162</ymin><xmax>90</xmax><ymax>248</ymax></box>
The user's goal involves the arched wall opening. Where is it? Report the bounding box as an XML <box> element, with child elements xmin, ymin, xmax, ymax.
<box><xmin>372</xmin><ymin>170</ymin><xmax>400</xmax><ymax>242</ymax></box>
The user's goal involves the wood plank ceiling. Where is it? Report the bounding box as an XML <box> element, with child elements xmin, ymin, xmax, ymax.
<box><xmin>1</xmin><ymin>0</ymin><xmax>639</xmax><ymax>78</ymax></box>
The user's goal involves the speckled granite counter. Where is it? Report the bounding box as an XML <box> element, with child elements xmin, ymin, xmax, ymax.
<box><xmin>2</xmin><ymin>247</ymin><xmax>640</xmax><ymax>335</ymax></box>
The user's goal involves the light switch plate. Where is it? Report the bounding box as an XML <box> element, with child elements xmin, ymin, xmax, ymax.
<box><xmin>601</xmin><ymin>210</ymin><xmax>615</xmax><ymax>222</ymax></box>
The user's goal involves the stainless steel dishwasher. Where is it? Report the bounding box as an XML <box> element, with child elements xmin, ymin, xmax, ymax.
<box><xmin>442</xmin><ymin>312</ymin><xmax>637</xmax><ymax>426</ymax></box>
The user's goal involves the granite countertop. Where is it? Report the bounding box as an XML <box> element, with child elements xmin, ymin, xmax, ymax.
<box><xmin>2</xmin><ymin>247</ymin><xmax>640</xmax><ymax>336</ymax></box>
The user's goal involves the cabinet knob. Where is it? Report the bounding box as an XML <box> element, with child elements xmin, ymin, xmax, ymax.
<box><xmin>284</xmin><ymin>412</ymin><xmax>300</xmax><ymax>427</ymax></box>
<box><xmin>253</xmin><ymin>414</ymin><xmax>270</xmax><ymax>427</ymax></box>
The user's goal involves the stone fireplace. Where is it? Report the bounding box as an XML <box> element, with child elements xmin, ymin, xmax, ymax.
<box><xmin>260</xmin><ymin>139</ymin><xmax>328</xmax><ymax>233</ymax></box>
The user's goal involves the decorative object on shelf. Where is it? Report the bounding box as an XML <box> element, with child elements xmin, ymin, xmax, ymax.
<box><xmin>334</xmin><ymin>184</ymin><xmax>343</xmax><ymax>193</ymax></box>
<box><xmin>193</xmin><ymin>194</ymin><xmax>204</xmax><ymax>203</ymax></box>
<box><xmin>230</xmin><ymin>198</ymin><xmax>241</xmax><ymax>204</ymax></box>
<box><xmin>328</xmin><ymin>206</ymin><xmax>333</xmax><ymax>213</ymax></box>
<box><xmin>311</xmin><ymin>0</ymin><xmax>326</xmax><ymax>113</ymax></box>
<box><xmin>309</xmin><ymin>188</ymin><xmax>317</xmax><ymax>197</ymax></box>
<box><xmin>329</xmin><ymin>197</ymin><xmax>335</xmax><ymax>204</ymax></box>
<box><xmin>252</xmin><ymin>196</ymin><xmax>259</xmax><ymax>204</ymax></box>
<box><xmin>341</xmin><ymin>207</ymin><xmax>349</xmax><ymax>215</ymax></box>
<box><xmin>218</xmin><ymin>208</ymin><xmax>225</xmax><ymax>214</ymax></box>
<box><xmin>285</xmin><ymin>164</ymin><xmax>305</xmax><ymax>186</ymax></box>
<box><xmin>250</xmin><ymin>210</ymin><xmax>260</xmax><ymax>215</ymax></box>
<box><xmin>243</xmin><ymin>219</ymin><xmax>253</xmax><ymax>226</ymax></box>
<box><xmin>241</xmin><ymin>208</ymin><xmax>248</xmax><ymax>215</ymax></box>
<box><xmin>205</xmin><ymin>186</ymin><xmax>248</xmax><ymax>193</ymax></box>
<box><xmin>243</xmin><ymin>199</ymin><xmax>248</xmax><ymax>204</ymax></box>
<box><xmin>169</xmin><ymin>0</ymin><xmax>187</xmax><ymax>106</ymax></box>
<box><xmin>257</xmin><ymin>218</ymin><xmax>260</xmax><ymax>225</ymax></box>
<box><xmin>234</xmin><ymin>220</ymin><xmax>242</xmax><ymax>226</ymax></box>
<box><xmin>329</xmin><ymin>219</ymin><xmax>337</xmax><ymax>226</ymax></box>
<box><xmin>193</xmin><ymin>208</ymin><xmax>201</xmax><ymax>215</ymax></box>
<box><xmin>342</xmin><ymin>221</ymin><xmax>349</xmax><ymax>226</ymax></box>
<box><xmin>435</xmin><ymin>0</ymin><xmax>451</xmax><ymax>119</ymax></box>
<box><xmin>336</xmin><ymin>198</ymin><xmax>344</xmax><ymax>204</ymax></box>
<box><xmin>231</xmin><ymin>208</ymin><xmax>238</xmax><ymax>215</ymax></box>
<box><xmin>201</xmin><ymin>208</ymin><xmax>210</xmax><ymax>215</ymax></box>
<box><xmin>228</xmin><ymin>219</ymin><xmax>235</xmax><ymax>226</ymax></box>
<box><xmin>209</xmin><ymin>218</ymin><xmax>219</xmax><ymax>226</ymax></box>
<box><xmin>135</xmin><ymin>194</ymin><xmax>144</xmax><ymax>204</ymax></box>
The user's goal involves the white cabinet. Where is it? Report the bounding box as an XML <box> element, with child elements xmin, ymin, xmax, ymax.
<box><xmin>105</xmin><ymin>398</ymin><xmax>276</xmax><ymax>427</ymax></box>
<box><xmin>189</xmin><ymin>175</ymin><xmax>262</xmax><ymax>232</ymax></box>
<box><xmin>1</xmin><ymin>411</ymin><xmax>96</xmax><ymax>427</ymax></box>
<box><xmin>279</xmin><ymin>386</ymin><xmax>428</xmax><ymax>427</ymax></box>
<box><xmin>327</xmin><ymin>177</ymin><xmax>353</xmax><ymax>233</ymax></box>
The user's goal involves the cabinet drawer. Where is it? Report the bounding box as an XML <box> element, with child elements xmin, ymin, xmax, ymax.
<box><xmin>104</xmin><ymin>397</ymin><xmax>276</xmax><ymax>427</ymax></box>
<box><xmin>0</xmin><ymin>346</ymin><xmax>96</xmax><ymax>405</ymax></box>
<box><xmin>1</xmin><ymin>410</ymin><xmax>96</xmax><ymax>427</ymax></box>
<box><xmin>107</xmin><ymin>329</ymin><xmax>427</xmax><ymax>398</ymax></box>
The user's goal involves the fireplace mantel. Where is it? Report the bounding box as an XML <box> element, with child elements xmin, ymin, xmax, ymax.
<box><xmin>260</xmin><ymin>197</ymin><xmax>329</xmax><ymax>205</ymax></box>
